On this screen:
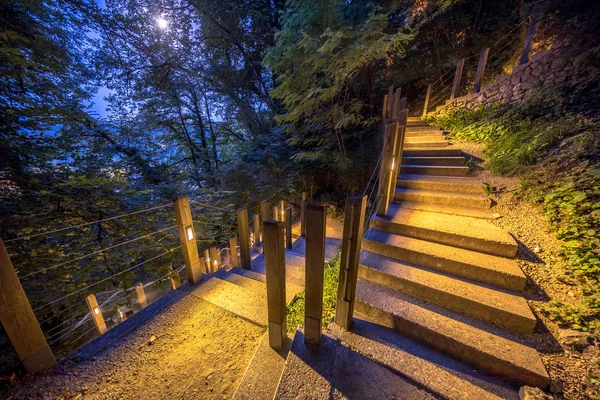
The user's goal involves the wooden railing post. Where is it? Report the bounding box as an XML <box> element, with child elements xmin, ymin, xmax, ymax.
<box><xmin>422</xmin><ymin>83</ymin><xmax>433</xmax><ymax>117</ymax></box>
<box><xmin>0</xmin><ymin>238</ymin><xmax>57</xmax><ymax>372</ymax></box>
<box><xmin>300</xmin><ymin>192</ymin><xmax>308</xmax><ymax>237</ymax></box>
<box><xmin>385</xmin><ymin>86</ymin><xmax>393</xmax><ymax>119</ymax></box>
<box><xmin>229</xmin><ymin>237</ymin><xmax>239</xmax><ymax>267</ymax></box>
<box><xmin>263</xmin><ymin>220</ymin><xmax>286</xmax><ymax>350</ymax></box>
<box><xmin>473</xmin><ymin>48</ymin><xmax>490</xmax><ymax>93</ymax></box>
<box><xmin>253</xmin><ymin>214</ymin><xmax>260</xmax><ymax>246</ymax></box>
<box><xmin>335</xmin><ymin>196</ymin><xmax>367</xmax><ymax>330</ymax></box>
<box><xmin>519</xmin><ymin>15</ymin><xmax>539</xmax><ymax>65</ymax></box>
<box><xmin>174</xmin><ymin>195</ymin><xmax>203</xmax><ymax>284</ymax></box>
<box><xmin>392</xmin><ymin>111</ymin><xmax>407</xmax><ymax>197</ymax></box>
<box><xmin>284</xmin><ymin>207</ymin><xmax>293</xmax><ymax>249</ymax></box>
<box><xmin>376</xmin><ymin>122</ymin><xmax>399</xmax><ymax>217</ymax></box>
<box><xmin>260</xmin><ymin>201</ymin><xmax>270</xmax><ymax>226</ymax></box>
<box><xmin>390</xmin><ymin>88</ymin><xmax>401</xmax><ymax>120</ymax></box>
<box><xmin>209</xmin><ymin>247</ymin><xmax>220</xmax><ymax>272</ymax></box>
<box><xmin>273</xmin><ymin>205</ymin><xmax>279</xmax><ymax>222</ymax></box>
<box><xmin>450</xmin><ymin>58</ymin><xmax>466</xmax><ymax>99</ymax></box>
<box><xmin>203</xmin><ymin>249</ymin><xmax>210</xmax><ymax>272</ymax></box>
<box><xmin>304</xmin><ymin>205</ymin><xmax>326</xmax><ymax>345</ymax></box>
<box><xmin>135</xmin><ymin>283</ymin><xmax>148</xmax><ymax>309</ymax></box>
<box><xmin>86</xmin><ymin>293</ymin><xmax>107</xmax><ymax>335</ymax></box>
<box><xmin>397</xmin><ymin>96</ymin><xmax>407</xmax><ymax>117</ymax></box>
<box><xmin>237</xmin><ymin>208</ymin><xmax>251</xmax><ymax>269</ymax></box>
<box><xmin>170</xmin><ymin>265</ymin><xmax>181</xmax><ymax>290</ymax></box>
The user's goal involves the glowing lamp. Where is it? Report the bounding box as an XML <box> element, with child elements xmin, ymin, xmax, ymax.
<box><xmin>93</xmin><ymin>307</ymin><xmax>100</xmax><ymax>315</ymax></box>
<box><xmin>391</xmin><ymin>158</ymin><xmax>395</xmax><ymax>171</ymax></box>
<box><xmin>186</xmin><ymin>226</ymin><xmax>194</xmax><ymax>241</ymax></box>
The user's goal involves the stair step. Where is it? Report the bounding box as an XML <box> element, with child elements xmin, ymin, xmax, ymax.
<box><xmin>405</xmin><ymin>135</ymin><xmax>447</xmax><ymax>143</ymax></box>
<box><xmin>406</xmin><ymin>125</ymin><xmax>444</xmax><ymax>132</ymax></box>
<box><xmin>407</xmin><ymin>116</ymin><xmax>426</xmax><ymax>123</ymax></box>
<box><xmin>214</xmin><ymin>269</ymin><xmax>303</xmax><ymax>305</ymax></box>
<box><xmin>230</xmin><ymin>266</ymin><xmax>266</xmax><ymax>283</ymax></box>
<box><xmin>402</xmin><ymin>156</ymin><xmax>466</xmax><ymax>166</ymax></box>
<box><xmin>327</xmin><ymin>319</ymin><xmax>518</xmax><ymax>400</ymax></box>
<box><xmin>405</xmin><ymin>130</ymin><xmax>446</xmax><ymax>137</ymax></box>
<box><xmin>358</xmin><ymin>251</ymin><xmax>534</xmax><ymax>333</ymax></box>
<box><xmin>401</xmin><ymin>165</ymin><xmax>470</xmax><ymax>176</ymax></box>
<box><xmin>355</xmin><ymin>280</ymin><xmax>550</xmax><ymax>389</ymax></box>
<box><xmin>251</xmin><ymin>250</ymin><xmax>306</xmax><ymax>287</ymax></box>
<box><xmin>190</xmin><ymin>276</ymin><xmax>267</xmax><ymax>326</ymax></box>
<box><xmin>363</xmin><ymin>229</ymin><xmax>526</xmax><ymax>291</ymax></box>
<box><xmin>405</xmin><ymin>141</ymin><xmax>448</xmax><ymax>148</ymax></box>
<box><xmin>371</xmin><ymin>204</ymin><xmax>517</xmax><ymax>257</ymax></box>
<box><xmin>274</xmin><ymin>328</ymin><xmax>438</xmax><ymax>399</ymax></box>
<box><xmin>397</xmin><ymin>174</ymin><xmax>485</xmax><ymax>195</ymax></box>
<box><xmin>395</xmin><ymin>187</ymin><xmax>492</xmax><ymax>209</ymax></box>
<box><xmin>392</xmin><ymin>201</ymin><xmax>497</xmax><ymax>219</ymax></box>
<box><xmin>402</xmin><ymin>148</ymin><xmax>462</xmax><ymax>157</ymax></box>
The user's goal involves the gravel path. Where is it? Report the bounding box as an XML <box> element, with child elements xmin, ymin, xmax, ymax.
<box><xmin>461</xmin><ymin>139</ymin><xmax>600</xmax><ymax>400</ymax></box>
<box><xmin>1</xmin><ymin>295</ymin><xmax>264</xmax><ymax>399</ymax></box>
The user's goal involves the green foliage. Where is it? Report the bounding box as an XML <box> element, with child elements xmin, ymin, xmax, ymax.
<box><xmin>286</xmin><ymin>254</ymin><xmax>340</xmax><ymax>333</ymax></box>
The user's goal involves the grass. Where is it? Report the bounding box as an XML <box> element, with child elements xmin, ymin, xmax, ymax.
<box><xmin>286</xmin><ymin>254</ymin><xmax>341</xmax><ymax>333</ymax></box>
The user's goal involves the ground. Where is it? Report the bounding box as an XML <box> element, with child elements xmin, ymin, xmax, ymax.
<box><xmin>459</xmin><ymin>139</ymin><xmax>600</xmax><ymax>400</ymax></box>
<box><xmin>1</xmin><ymin>295</ymin><xmax>264</xmax><ymax>399</ymax></box>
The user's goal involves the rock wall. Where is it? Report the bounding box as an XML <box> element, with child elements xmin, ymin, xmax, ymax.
<box><xmin>430</xmin><ymin>44</ymin><xmax>590</xmax><ymax>116</ymax></box>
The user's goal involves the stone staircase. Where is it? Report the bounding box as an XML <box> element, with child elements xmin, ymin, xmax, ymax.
<box><xmin>269</xmin><ymin>117</ymin><xmax>550</xmax><ymax>399</ymax></box>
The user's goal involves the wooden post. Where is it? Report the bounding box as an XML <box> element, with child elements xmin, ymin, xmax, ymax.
<box><xmin>385</xmin><ymin>86</ymin><xmax>394</xmax><ymax>119</ymax></box>
<box><xmin>237</xmin><ymin>208</ymin><xmax>251</xmax><ymax>269</ymax></box>
<box><xmin>473</xmin><ymin>48</ymin><xmax>490</xmax><ymax>93</ymax></box>
<box><xmin>135</xmin><ymin>283</ymin><xmax>148</xmax><ymax>309</ymax></box>
<box><xmin>285</xmin><ymin>207</ymin><xmax>293</xmax><ymax>249</ymax></box>
<box><xmin>304</xmin><ymin>205</ymin><xmax>326</xmax><ymax>345</ymax></box>
<box><xmin>273</xmin><ymin>205</ymin><xmax>279</xmax><ymax>222</ymax></box>
<box><xmin>392</xmin><ymin>111</ymin><xmax>408</xmax><ymax>197</ymax></box>
<box><xmin>300</xmin><ymin>192</ymin><xmax>308</xmax><ymax>237</ymax></box>
<box><xmin>0</xmin><ymin>239</ymin><xmax>57</xmax><ymax>372</ymax></box>
<box><xmin>397</xmin><ymin>96</ymin><xmax>407</xmax><ymax>117</ymax></box>
<box><xmin>450</xmin><ymin>58</ymin><xmax>465</xmax><ymax>99</ymax></box>
<box><xmin>260</xmin><ymin>201</ymin><xmax>270</xmax><ymax>227</ymax></box>
<box><xmin>210</xmin><ymin>247</ymin><xmax>219</xmax><ymax>272</ymax></box>
<box><xmin>253</xmin><ymin>214</ymin><xmax>260</xmax><ymax>246</ymax></box>
<box><xmin>86</xmin><ymin>294</ymin><xmax>107</xmax><ymax>335</ymax></box>
<box><xmin>229</xmin><ymin>237</ymin><xmax>239</xmax><ymax>267</ymax></box>
<box><xmin>376</xmin><ymin>122</ymin><xmax>399</xmax><ymax>217</ymax></box>
<box><xmin>279</xmin><ymin>200</ymin><xmax>285</xmax><ymax>219</ymax></box>
<box><xmin>390</xmin><ymin>88</ymin><xmax>401</xmax><ymax>120</ymax></box>
<box><xmin>382</xmin><ymin>94</ymin><xmax>388</xmax><ymax>119</ymax></box>
<box><xmin>519</xmin><ymin>15</ymin><xmax>539</xmax><ymax>65</ymax></box>
<box><xmin>422</xmin><ymin>83</ymin><xmax>433</xmax><ymax>117</ymax></box>
<box><xmin>263</xmin><ymin>220</ymin><xmax>286</xmax><ymax>350</ymax></box>
<box><xmin>173</xmin><ymin>195</ymin><xmax>203</xmax><ymax>283</ymax></box>
<box><xmin>335</xmin><ymin>196</ymin><xmax>367</xmax><ymax>330</ymax></box>
<box><xmin>170</xmin><ymin>266</ymin><xmax>181</xmax><ymax>290</ymax></box>
<box><xmin>203</xmin><ymin>249</ymin><xmax>211</xmax><ymax>272</ymax></box>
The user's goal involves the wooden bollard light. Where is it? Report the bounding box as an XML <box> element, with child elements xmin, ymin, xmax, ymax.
<box><xmin>229</xmin><ymin>237</ymin><xmax>239</xmax><ymax>267</ymax></box>
<box><xmin>86</xmin><ymin>294</ymin><xmax>108</xmax><ymax>335</ymax></box>
<box><xmin>135</xmin><ymin>283</ymin><xmax>148</xmax><ymax>309</ymax></box>
<box><xmin>174</xmin><ymin>195</ymin><xmax>203</xmax><ymax>283</ymax></box>
<box><xmin>253</xmin><ymin>214</ymin><xmax>260</xmax><ymax>246</ymax></box>
<box><xmin>210</xmin><ymin>247</ymin><xmax>219</xmax><ymax>272</ymax></box>
<box><xmin>263</xmin><ymin>220</ymin><xmax>286</xmax><ymax>350</ymax></box>
<box><xmin>304</xmin><ymin>205</ymin><xmax>326</xmax><ymax>345</ymax></box>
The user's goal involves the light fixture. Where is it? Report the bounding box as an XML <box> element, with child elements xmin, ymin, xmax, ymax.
<box><xmin>156</xmin><ymin>17</ymin><xmax>168</xmax><ymax>29</ymax></box>
<box><xmin>93</xmin><ymin>307</ymin><xmax>100</xmax><ymax>315</ymax></box>
<box><xmin>391</xmin><ymin>158</ymin><xmax>395</xmax><ymax>170</ymax></box>
<box><xmin>186</xmin><ymin>226</ymin><xmax>194</xmax><ymax>241</ymax></box>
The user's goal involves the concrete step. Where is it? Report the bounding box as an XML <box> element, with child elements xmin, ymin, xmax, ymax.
<box><xmin>407</xmin><ymin>116</ymin><xmax>427</xmax><ymax>124</ymax></box>
<box><xmin>397</xmin><ymin>174</ymin><xmax>485</xmax><ymax>195</ymax></box>
<box><xmin>405</xmin><ymin>130</ymin><xmax>446</xmax><ymax>137</ymax></box>
<box><xmin>392</xmin><ymin>201</ymin><xmax>497</xmax><ymax>219</ymax></box>
<box><xmin>358</xmin><ymin>251</ymin><xmax>534</xmax><ymax>333</ymax></box>
<box><xmin>406</xmin><ymin>125</ymin><xmax>444</xmax><ymax>132</ymax></box>
<box><xmin>402</xmin><ymin>156</ymin><xmax>466</xmax><ymax>166</ymax></box>
<box><xmin>214</xmin><ymin>269</ymin><xmax>303</xmax><ymax>305</ymax></box>
<box><xmin>251</xmin><ymin>250</ymin><xmax>306</xmax><ymax>287</ymax></box>
<box><xmin>363</xmin><ymin>229</ymin><xmax>527</xmax><ymax>291</ymax></box>
<box><xmin>395</xmin><ymin>187</ymin><xmax>492</xmax><ymax>209</ymax></box>
<box><xmin>327</xmin><ymin>319</ymin><xmax>519</xmax><ymax>400</ymax></box>
<box><xmin>355</xmin><ymin>279</ymin><xmax>550</xmax><ymax>389</ymax></box>
<box><xmin>234</xmin><ymin>332</ymin><xmax>293</xmax><ymax>400</ymax></box>
<box><xmin>229</xmin><ymin>266</ymin><xmax>267</xmax><ymax>283</ymax></box>
<box><xmin>189</xmin><ymin>276</ymin><xmax>268</xmax><ymax>326</ymax></box>
<box><xmin>405</xmin><ymin>135</ymin><xmax>447</xmax><ymax>143</ymax></box>
<box><xmin>274</xmin><ymin>328</ymin><xmax>438</xmax><ymax>399</ymax></box>
<box><xmin>402</xmin><ymin>148</ymin><xmax>462</xmax><ymax>157</ymax></box>
<box><xmin>370</xmin><ymin>204</ymin><xmax>517</xmax><ymax>257</ymax></box>
<box><xmin>401</xmin><ymin>165</ymin><xmax>470</xmax><ymax>176</ymax></box>
<box><xmin>405</xmin><ymin>141</ymin><xmax>448</xmax><ymax>148</ymax></box>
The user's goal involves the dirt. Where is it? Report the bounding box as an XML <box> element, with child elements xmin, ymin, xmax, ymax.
<box><xmin>462</xmin><ymin>139</ymin><xmax>600</xmax><ymax>400</ymax></box>
<box><xmin>1</xmin><ymin>296</ymin><xmax>264</xmax><ymax>400</ymax></box>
